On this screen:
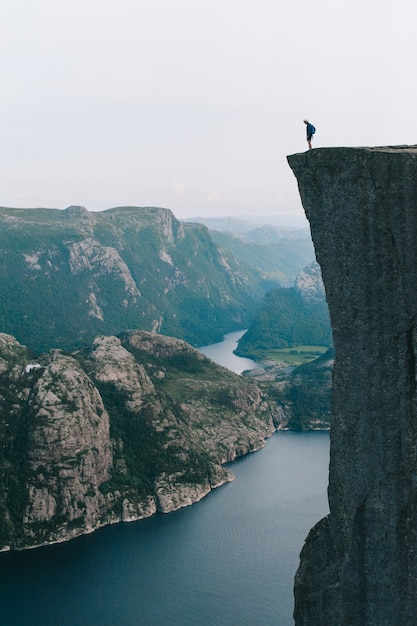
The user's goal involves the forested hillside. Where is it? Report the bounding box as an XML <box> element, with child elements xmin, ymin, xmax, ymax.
<box><xmin>236</xmin><ymin>261</ymin><xmax>332</xmax><ymax>361</ymax></box>
<box><xmin>183</xmin><ymin>216</ymin><xmax>315</xmax><ymax>288</ymax></box>
<box><xmin>0</xmin><ymin>206</ymin><xmax>263</xmax><ymax>352</ymax></box>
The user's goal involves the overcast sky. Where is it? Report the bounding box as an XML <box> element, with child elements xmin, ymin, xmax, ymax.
<box><xmin>1</xmin><ymin>0</ymin><xmax>416</xmax><ymax>220</ymax></box>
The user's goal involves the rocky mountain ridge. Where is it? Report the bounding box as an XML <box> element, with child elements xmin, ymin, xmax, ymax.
<box><xmin>294</xmin><ymin>260</ymin><xmax>325</xmax><ymax>302</ymax></box>
<box><xmin>0</xmin><ymin>330</ymin><xmax>282</xmax><ymax>551</ymax></box>
<box><xmin>0</xmin><ymin>205</ymin><xmax>262</xmax><ymax>352</ymax></box>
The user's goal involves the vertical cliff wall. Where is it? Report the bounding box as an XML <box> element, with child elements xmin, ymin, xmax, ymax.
<box><xmin>288</xmin><ymin>146</ymin><xmax>417</xmax><ymax>625</ymax></box>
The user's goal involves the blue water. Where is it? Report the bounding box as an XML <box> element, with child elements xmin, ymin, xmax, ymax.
<box><xmin>0</xmin><ymin>333</ymin><xmax>330</xmax><ymax>625</ymax></box>
<box><xmin>199</xmin><ymin>330</ymin><xmax>259</xmax><ymax>374</ymax></box>
<box><xmin>0</xmin><ymin>432</ymin><xmax>329</xmax><ymax>626</ymax></box>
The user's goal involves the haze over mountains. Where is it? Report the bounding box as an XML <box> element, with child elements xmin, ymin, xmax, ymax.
<box><xmin>183</xmin><ymin>215</ymin><xmax>314</xmax><ymax>290</ymax></box>
<box><xmin>182</xmin><ymin>214</ymin><xmax>309</xmax><ymax>231</ymax></box>
<box><xmin>0</xmin><ymin>206</ymin><xmax>256</xmax><ymax>352</ymax></box>
<box><xmin>0</xmin><ymin>206</ymin><xmax>314</xmax><ymax>353</ymax></box>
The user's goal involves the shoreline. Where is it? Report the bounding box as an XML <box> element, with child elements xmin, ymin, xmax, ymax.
<box><xmin>0</xmin><ymin>433</ymin><xmax>273</xmax><ymax>554</ymax></box>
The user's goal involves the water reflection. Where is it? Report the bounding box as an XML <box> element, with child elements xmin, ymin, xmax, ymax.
<box><xmin>199</xmin><ymin>330</ymin><xmax>259</xmax><ymax>374</ymax></box>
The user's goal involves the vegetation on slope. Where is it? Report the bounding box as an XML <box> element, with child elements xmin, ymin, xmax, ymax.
<box><xmin>236</xmin><ymin>287</ymin><xmax>332</xmax><ymax>360</ymax></box>
<box><xmin>0</xmin><ymin>206</ymin><xmax>263</xmax><ymax>352</ymax></box>
<box><xmin>0</xmin><ymin>331</ymin><xmax>277</xmax><ymax>549</ymax></box>
<box><xmin>279</xmin><ymin>348</ymin><xmax>333</xmax><ymax>430</ymax></box>
<box><xmin>206</xmin><ymin>226</ymin><xmax>315</xmax><ymax>289</ymax></box>
<box><xmin>247</xmin><ymin>347</ymin><xmax>334</xmax><ymax>431</ymax></box>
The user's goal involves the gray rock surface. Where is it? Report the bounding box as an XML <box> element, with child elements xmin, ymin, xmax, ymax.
<box><xmin>0</xmin><ymin>330</ymin><xmax>278</xmax><ymax>550</ymax></box>
<box><xmin>0</xmin><ymin>205</ymin><xmax>263</xmax><ymax>352</ymax></box>
<box><xmin>294</xmin><ymin>261</ymin><xmax>325</xmax><ymax>303</ymax></box>
<box><xmin>288</xmin><ymin>146</ymin><xmax>417</xmax><ymax>625</ymax></box>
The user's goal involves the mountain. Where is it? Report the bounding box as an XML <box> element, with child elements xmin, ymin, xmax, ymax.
<box><xmin>0</xmin><ymin>330</ymin><xmax>282</xmax><ymax>551</ymax></box>
<box><xmin>294</xmin><ymin>260</ymin><xmax>327</xmax><ymax>302</ymax></box>
<box><xmin>283</xmin><ymin>348</ymin><xmax>333</xmax><ymax>430</ymax></box>
<box><xmin>183</xmin><ymin>215</ymin><xmax>309</xmax><ymax>231</ymax></box>
<box><xmin>289</xmin><ymin>146</ymin><xmax>417</xmax><ymax>625</ymax></box>
<box><xmin>246</xmin><ymin>348</ymin><xmax>333</xmax><ymax>431</ymax></box>
<box><xmin>183</xmin><ymin>216</ymin><xmax>261</xmax><ymax>233</ymax></box>
<box><xmin>0</xmin><ymin>205</ymin><xmax>262</xmax><ymax>353</ymax></box>
<box><xmin>237</xmin><ymin>262</ymin><xmax>333</xmax><ymax>430</ymax></box>
<box><xmin>182</xmin><ymin>217</ymin><xmax>315</xmax><ymax>287</ymax></box>
<box><xmin>236</xmin><ymin>261</ymin><xmax>332</xmax><ymax>360</ymax></box>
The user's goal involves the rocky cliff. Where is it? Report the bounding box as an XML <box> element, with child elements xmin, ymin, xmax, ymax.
<box><xmin>0</xmin><ymin>205</ymin><xmax>262</xmax><ymax>351</ymax></box>
<box><xmin>0</xmin><ymin>330</ymin><xmax>280</xmax><ymax>550</ymax></box>
<box><xmin>288</xmin><ymin>146</ymin><xmax>417</xmax><ymax>625</ymax></box>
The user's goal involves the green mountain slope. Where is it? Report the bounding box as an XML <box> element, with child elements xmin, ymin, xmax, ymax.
<box><xmin>0</xmin><ymin>206</ymin><xmax>263</xmax><ymax>352</ymax></box>
<box><xmin>183</xmin><ymin>218</ymin><xmax>315</xmax><ymax>288</ymax></box>
<box><xmin>280</xmin><ymin>348</ymin><xmax>333</xmax><ymax>430</ymax></box>
<box><xmin>239</xmin><ymin>262</ymin><xmax>333</xmax><ymax>430</ymax></box>
<box><xmin>236</xmin><ymin>261</ymin><xmax>332</xmax><ymax>360</ymax></box>
<box><xmin>236</xmin><ymin>287</ymin><xmax>332</xmax><ymax>358</ymax></box>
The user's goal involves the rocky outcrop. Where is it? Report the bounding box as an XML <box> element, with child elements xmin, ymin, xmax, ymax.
<box><xmin>23</xmin><ymin>350</ymin><xmax>113</xmax><ymax>543</ymax></box>
<box><xmin>288</xmin><ymin>146</ymin><xmax>417</xmax><ymax>625</ymax></box>
<box><xmin>294</xmin><ymin>261</ymin><xmax>325</xmax><ymax>303</ymax></box>
<box><xmin>0</xmin><ymin>330</ymin><xmax>277</xmax><ymax>550</ymax></box>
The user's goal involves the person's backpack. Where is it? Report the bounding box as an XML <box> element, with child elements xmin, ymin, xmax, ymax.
<box><xmin>311</xmin><ymin>125</ymin><xmax>316</xmax><ymax>134</ymax></box>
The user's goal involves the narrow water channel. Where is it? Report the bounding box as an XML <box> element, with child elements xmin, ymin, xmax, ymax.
<box><xmin>199</xmin><ymin>329</ymin><xmax>259</xmax><ymax>374</ymax></box>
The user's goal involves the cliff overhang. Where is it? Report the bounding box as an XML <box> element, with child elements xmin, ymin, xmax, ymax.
<box><xmin>288</xmin><ymin>146</ymin><xmax>417</xmax><ymax>625</ymax></box>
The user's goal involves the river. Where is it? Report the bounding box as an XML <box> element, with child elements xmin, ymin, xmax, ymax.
<box><xmin>199</xmin><ymin>329</ymin><xmax>259</xmax><ymax>374</ymax></box>
<box><xmin>0</xmin><ymin>332</ymin><xmax>330</xmax><ymax>626</ymax></box>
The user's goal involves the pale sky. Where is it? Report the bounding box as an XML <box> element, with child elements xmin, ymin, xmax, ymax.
<box><xmin>1</xmin><ymin>0</ymin><xmax>416</xmax><ymax>219</ymax></box>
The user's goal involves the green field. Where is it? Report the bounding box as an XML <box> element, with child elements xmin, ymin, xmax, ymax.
<box><xmin>260</xmin><ymin>345</ymin><xmax>329</xmax><ymax>365</ymax></box>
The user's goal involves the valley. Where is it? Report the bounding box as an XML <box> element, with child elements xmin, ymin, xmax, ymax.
<box><xmin>0</xmin><ymin>204</ymin><xmax>332</xmax><ymax>552</ymax></box>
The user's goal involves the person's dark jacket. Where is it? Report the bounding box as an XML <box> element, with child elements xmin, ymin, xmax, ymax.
<box><xmin>306</xmin><ymin>123</ymin><xmax>315</xmax><ymax>140</ymax></box>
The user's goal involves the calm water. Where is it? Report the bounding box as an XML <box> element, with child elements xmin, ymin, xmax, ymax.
<box><xmin>0</xmin><ymin>432</ymin><xmax>329</xmax><ymax>626</ymax></box>
<box><xmin>199</xmin><ymin>330</ymin><xmax>259</xmax><ymax>374</ymax></box>
<box><xmin>0</xmin><ymin>332</ymin><xmax>330</xmax><ymax>626</ymax></box>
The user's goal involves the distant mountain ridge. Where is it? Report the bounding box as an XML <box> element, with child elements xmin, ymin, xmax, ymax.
<box><xmin>0</xmin><ymin>205</ymin><xmax>263</xmax><ymax>352</ymax></box>
<box><xmin>183</xmin><ymin>216</ymin><xmax>315</xmax><ymax>288</ymax></box>
<box><xmin>183</xmin><ymin>214</ymin><xmax>309</xmax><ymax>231</ymax></box>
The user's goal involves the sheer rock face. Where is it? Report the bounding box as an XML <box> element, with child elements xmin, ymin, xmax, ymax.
<box><xmin>288</xmin><ymin>146</ymin><xmax>417</xmax><ymax>626</ymax></box>
<box><xmin>0</xmin><ymin>330</ymin><xmax>276</xmax><ymax>550</ymax></box>
<box><xmin>23</xmin><ymin>351</ymin><xmax>113</xmax><ymax>542</ymax></box>
<box><xmin>294</xmin><ymin>261</ymin><xmax>325</xmax><ymax>303</ymax></box>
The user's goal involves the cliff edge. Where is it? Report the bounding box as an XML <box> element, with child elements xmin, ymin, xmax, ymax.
<box><xmin>288</xmin><ymin>146</ymin><xmax>417</xmax><ymax>625</ymax></box>
<box><xmin>0</xmin><ymin>330</ymin><xmax>279</xmax><ymax>551</ymax></box>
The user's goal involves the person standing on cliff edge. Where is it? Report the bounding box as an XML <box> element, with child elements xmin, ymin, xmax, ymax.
<box><xmin>304</xmin><ymin>119</ymin><xmax>316</xmax><ymax>150</ymax></box>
